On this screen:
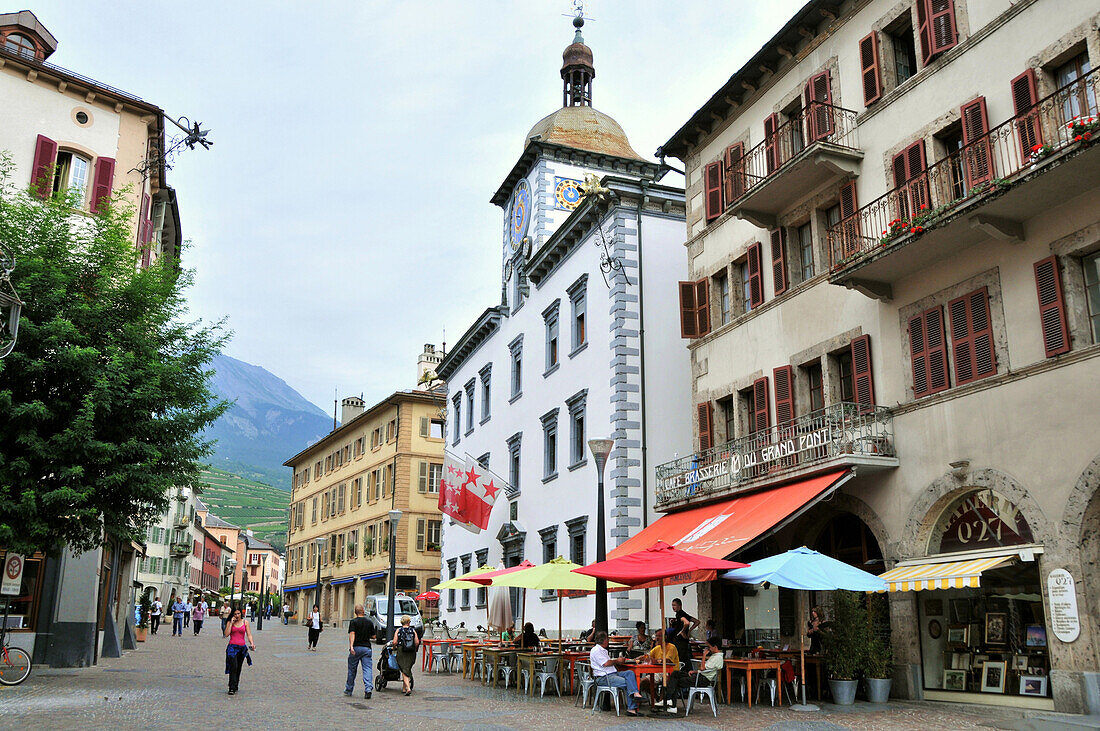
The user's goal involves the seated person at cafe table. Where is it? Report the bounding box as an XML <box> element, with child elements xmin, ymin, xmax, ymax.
<box><xmin>626</xmin><ymin>621</ymin><xmax>652</xmax><ymax>655</ymax></box>
<box><xmin>500</xmin><ymin>624</ymin><xmax>515</xmax><ymax>643</ymax></box>
<box><xmin>638</xmin><ymin>628</ymin><xmax>681</xmax><ymax>707</ymax></box>
<box><xmin>515</xmin><ymin>622</ymin><xmax>540</xmax><ymax>650</ymax></box>
<box><xmin>661</xmin><ymin>636</ymin><xmax>724</xmax><ymax>714</ymax></box>
<box><xmin>579</xmin><ymin>619</ymin><xmax>596</xmax><ymax>642</ymax></box>
<box><xmin>589</xmin><ymin>631</ymin><xmax>645</xmax><ymax>716</ymax></box>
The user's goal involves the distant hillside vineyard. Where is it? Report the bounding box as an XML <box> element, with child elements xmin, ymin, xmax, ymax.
<box><xmin>199</xmin><ymin>468</ymin><xmax>291</xmax><ymax>552</ymax></box>
<box><xmin>203</xmin><ymin>353</ymin><xmax>333</xmax><ymax>491</ymax></box>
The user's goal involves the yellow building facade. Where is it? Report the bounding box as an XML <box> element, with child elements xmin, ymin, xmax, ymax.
<box><xmin>283</xmin><ymin>390</ymin><xmax>446</xmax><ymax>626</ymax></box>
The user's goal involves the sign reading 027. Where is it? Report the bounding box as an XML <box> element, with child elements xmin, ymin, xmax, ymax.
<box><xmin>508</xmin><ymin>179</ymin><xmax>532</xmax><ymax>252</ymax></box>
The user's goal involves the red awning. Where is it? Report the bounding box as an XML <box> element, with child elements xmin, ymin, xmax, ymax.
<box><xmin>612</xmin><ymin>470</ymin><xmax>852</xmax><ymax>560</ymax></box>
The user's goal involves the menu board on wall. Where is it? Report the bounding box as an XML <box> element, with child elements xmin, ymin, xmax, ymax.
<box><xmin>1047</xmin><ymin>568</ymin><xmax>1080</xmax><ymax>643</ymax></box>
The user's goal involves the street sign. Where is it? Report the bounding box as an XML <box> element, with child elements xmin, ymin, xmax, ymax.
<box><xmin>234</xmin><ymin>581</ymin><xmax>240</xmax><ymax>589</ymax></box>
<box><xmin>2</xmin><ymin>553</ymin><xmax>24</xmax><ymax>596</ymax></box>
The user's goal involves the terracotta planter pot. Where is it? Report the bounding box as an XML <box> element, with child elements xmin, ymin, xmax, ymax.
<box><xmin>135</xmin><ymin>627</ymin><xmax>148</xmax><ymax>642</ymax></box>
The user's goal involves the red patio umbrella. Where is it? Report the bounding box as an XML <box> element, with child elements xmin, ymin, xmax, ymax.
<box><xmin>574</xmin><ymin>541</ymin><xmax>750</xmax><ymax>679</ymax></box>
<box><xmin>469</xmin><ymin>561</ymin><xmax>535</xmax><ymax>630</ymax></box>
<box><xmin>415</xmin><ymin>590</ymin><xmax>440</xmax><ymax>602</ymax></box>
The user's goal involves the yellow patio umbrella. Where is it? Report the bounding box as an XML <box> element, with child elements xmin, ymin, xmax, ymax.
<box><xmin>435</xmin><ymin>565</ymin><xmax>496</xmax><ymax>590</ymax></box>
<box><xmin>472</xmin><ymin>557</ymin><xmax>627</xmax><ymax>650</ymax></box>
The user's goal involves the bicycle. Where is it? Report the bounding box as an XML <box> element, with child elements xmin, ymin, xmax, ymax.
<box><xmin>0</xmin><ymin>619</ymin><xmax>31</xmax><ymax>685</ymax></box>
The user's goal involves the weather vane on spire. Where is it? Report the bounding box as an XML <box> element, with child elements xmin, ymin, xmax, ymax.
<box><xmin>564</xmin><ymin>0</ymin><xmax>593</xmax><ymax>39</ymax></box>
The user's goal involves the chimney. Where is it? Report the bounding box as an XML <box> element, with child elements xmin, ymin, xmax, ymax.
<box><xmin>417</xmin><ymin>343</ymin><xmax>444</xmax><ymax>389</ymax></box>
<box><xmin>340</xmin><ymin>395</ymin><xmax>365</xmax><ymax>424</ymax></box>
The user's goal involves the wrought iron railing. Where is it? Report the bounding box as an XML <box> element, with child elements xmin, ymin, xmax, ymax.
<box><xmin>655</xmin><ymin>402</ymin><xmax>894</xmax><ymax>507</ymax></box>
<box><xmin>0</xmin><ymin>45</ymin><xmax>145</xmax><ymax>103</ymax></box>
<box><xmin>727</xmin><ymin>102</ymin><xmax>861</xmax><ymax>204</ymax></box>
<box><xmin>170</xmin><ymin>542</ymin><xmax>190</xmax><ymax>556</ymax></box>
<box><xmin>828</xmin><ymin>68</ymin><xmax>1100</xmax><ymax>269</ymax></box>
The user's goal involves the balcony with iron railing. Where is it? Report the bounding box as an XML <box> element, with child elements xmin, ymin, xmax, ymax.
<box><xmin>655</xmin><ymin>402</ymin><xmax>897</xmax><ymax>509</ymax></box>
<box><xmin>169</xmin><ymin>542</ymin><xmax>190</xmax><ymax>556</ymax></box>
<box><xmin>828</xmin><ymin>68</ymin><xmax>1100</xmax><ymax>299</ymax></box>
<box><xmin>726</xmin><ymin>102</ymin><xmax>862</xmax><ymax>228</ymax></box>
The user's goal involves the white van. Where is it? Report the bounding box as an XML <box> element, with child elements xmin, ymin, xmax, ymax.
<box><xmin>364</xmin><ymin>594</ymin><xmax>423</xmax><ymax>641</ymax></box>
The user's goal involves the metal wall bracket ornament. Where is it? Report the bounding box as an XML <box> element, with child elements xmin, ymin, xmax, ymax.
<box><xmin>130</xmin><ymin>114</ymin><xmax>213</xmax><ymax>181</ymax></box>
<box><xmin>594</xmin><ymin>223</ymin><xmax>625</xmax><ymax>288</ymax></box>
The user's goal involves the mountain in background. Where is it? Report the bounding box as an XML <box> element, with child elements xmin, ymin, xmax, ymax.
<box><xmin>204</xmin><ymin>353</ymin><xmax>333</xmax><ymax>490</ymax></box>
<box><xmin>198</xmin><ymin>468</ymin><xmax>290</xmax><ymax>552</ymax></box>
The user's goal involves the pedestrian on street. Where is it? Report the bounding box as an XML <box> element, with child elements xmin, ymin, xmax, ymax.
<box><xmin>171</xmin><ymin>596</ymin><xmax>187</xmax><ymax>637</ymax></box>
<box><xmin>150</xmin><ymin>596</ymin><xmax>162</xmax><ymax>635</ymax></box>
<box><xmin>192</xmin><ymin>598</ymin><xmax>206</xmax><ymax>635</ymax></box>
<box><xmin>219</xmin><ymin>600</ymin><xmax>232</xmax><ymax>634</ymax></box>
<box><xmin>282</xmin><ymin>602</ymin><xmax>290</xmax><ymax>625</ymax></box>
<box><xmin>307</xmin><ymin>604</ymin><xmax>322</xmax><ymax>651</ymax></box>
<box><xmin>183</xmin><ymin>597</ymin><xmax>192</xmax><ymax>629</ymax></box>
<box><xmin>344</xmin><ymin>604</ymin><xmax>376</xmax><ymax>699</ymax></box>
<box><xmin>223</xmin><ymin>607</ymin><xmax>255</xmax><ymax>696</ymax></box>
<box><xmin>390</xmin><ymin>614</ymin><xmax>419</xmax><ymax>696</ymax></box>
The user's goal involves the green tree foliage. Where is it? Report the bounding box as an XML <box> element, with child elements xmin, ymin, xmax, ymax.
<box><xmin>0</xmin><ymin>155</ymin><xmax>229</xmax><ymax>554</ymax></box>
<box><xmin>822</xmin><ymin>590</ymin><xmax>868</xmax><ymax>680</ymax></box>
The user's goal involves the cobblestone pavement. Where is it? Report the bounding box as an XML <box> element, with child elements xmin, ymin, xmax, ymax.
<box><xmin>0</xmin><ymin>621</ymin><xmax>1092</xmax><ymax>730</ymax></box>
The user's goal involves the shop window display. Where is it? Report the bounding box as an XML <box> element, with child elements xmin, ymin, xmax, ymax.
<box><xmin>0</xmin><ymin>552</ymin><xmax>43</xmax><ymax>631</ymax></box>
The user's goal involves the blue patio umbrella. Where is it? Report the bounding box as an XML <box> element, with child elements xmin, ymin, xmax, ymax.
<box><xmin>721</xmin><ymin>547</ymin><xmax>886</xmax><ymax>709</ymax></box>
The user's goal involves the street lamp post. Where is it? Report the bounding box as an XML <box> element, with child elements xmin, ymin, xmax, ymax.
<box><xmin>313</xmin><ymin>537</ymin><xmax>326</xmax><ymax>618</ymax></box>
<box><xmin>257</xmin><ymin>553</ymin><xmax>267</xmax><ymax>631</ymax></box>
<box><xmin>385</xmin><ymin>509</ymin><xmax>402</xmax><ymax>642</ymax></box>
<box><xmin>588</xmin><ymin>438</ymin><xmax>614</xmax><ymax>635</ymax></box>
<box><xmin>240</xmin><ymin>533</ymin><xmax>251</xmax><ymax>613</ymax></box>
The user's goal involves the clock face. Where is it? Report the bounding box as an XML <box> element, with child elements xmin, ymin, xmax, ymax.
<box><xmin>555</xmin><ymin>177</ymin><xmax>583</xmax><ymax>211</ymax></box>
<box><xmin>508</xmin><ymin>179</ymin><xmax>532</xmax><ymax>252</ymax></box>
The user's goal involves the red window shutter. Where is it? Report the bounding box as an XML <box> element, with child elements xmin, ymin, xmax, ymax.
<box><xmin>859</xmin><ymin>33</ymin><xmax>882</xmax><ymax>106</ymax></box>
<box><xmin>850</xmin><ymin>334</ymin><xmax>876</xmax><ymax>412</ymax></box>
<box><xmin>928</xmin><ymin>0</ymin><xmax>958</xmax><ymax>56</ymax></box>
<box><xmin>724</xmin><ymin>142</ymin><xmax>745</xmax><ymax>202</ymax></box>
<box><xmin>697</xmin><ymin>401</ymin><xmax>714</xmax><ymax>452</ymax></box>
<box><xmin>773</xmin><ymin>366</ymin><xmax>795</xmax><ymax>425</ymax></box>
<box><xmin>90</xmin><ymin>157</ymin><xmax>115</xmax><ymax>214</ymax></box>
<box><xmin>916</xmin><ymin>0</ymin><xmax>933</xmax><ymax>65</ymax></box>
<box><xmin>764</xmin><ymin>113</ymin><xmax>779</xmax><ymax>174</ymax></box>
<box><xmin>1011</xmin><ymin>69</ymin><xmax>1043</xmax><ymax>157</ymax></box>
<box><xmin>837</xmin><ymin>180</ymin><xmax>861</xmax><ymax>258</ymax></box>
<box><xmin>752</xmin><ymin>377</ymin><xmax>770</xmax><ymax>433</ymax></box>
<box><xmin>895</xmin><ymin>140</ymin><xmax>930</xmax><ymax>215</ymax></box>
<box><xmin>909</xmin><ymin>306</ymin><xmax>949</xmax><ymax>398</ymax></box>
<box><xmin>948</xmin><ymin>287</ymin><xmax>996</xmax><ymax>385</ymax></box>
<box><xmin>1034</xmin><ymin>256</ymin><xmax>1070</xmax><ymax>357</ymax></box>
<box><xmin>804</xmin><ymin>70</ymin><xmax>833</xmax><ymax>141</ymax></box>
<box><xmin>960</xmin><ymin>97</ymin><xmax>993</xmax><ymax>187</ymax></box>
<box><xmin>747</xmin><ymin>241</ymin><xmax>764</xmax><ymax>308</ymax></box>
<box><xmin>694</xmin><ymin>278</ymin><xmax>711</xmax><ymax>337</ymax></box>
<box><xmin>704</xmin><ymin>161</ymin><xmax>723</xmax><ymax>222</ymax></box>
<box><xmin>678</xmin><ymin>281</ymin><xmax>698</xmax><ymax>338</ymax></box>
<box><xmin>770</xmin><ymin>228</ymin><xmax>788</xmax><ymax>296</ymax></box>
<box><xmin>31</xmin><ymin>134</ymin><xmax>58</xmax><ymax>199</ymax></box>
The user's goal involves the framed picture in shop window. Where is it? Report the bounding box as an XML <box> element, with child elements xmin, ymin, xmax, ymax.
<box><xmin>1011</xmin><ymin>655</ymin><xmax>1029</xmax><ymax>671</ymax></box>
<box><xmin>1019</xmin><ymin>674</ymin><xmax>1048</xmax><ymax>697</ymax></box>
<box><xmin>980</xmin><ymin>661</ymin><xmax>1007</xmax><ymax>693</ymax></box>
<box><xmin>1025</xmin><ymin>624</ymin><xmax>1047</xmax><ymax>647</ymax></box>
<box><xmin>943</xmin><ymin>669</ymin><xmax>967</xmax><ymax>691</ymax></box>
<box><xmin>947</xmin><ymin>624</ymin><xmax>969</xmax><ymax>647</ymax></box>
<box><xmin>985</xmin><ymin>613</ymin><xmax>1008</xmax><ymax>644</ymax></box>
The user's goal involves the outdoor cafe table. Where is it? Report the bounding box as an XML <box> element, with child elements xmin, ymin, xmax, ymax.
<box><xmin>482</xmin><ymin>646</ymin><xmax>518</xmax><ymax>688</ymax></box>
<box><xmin>559</xmin><ymin>650</ymin><xmax>589</xmax><ymax>693</ymax></box>
<box><xmin>763</xmin><ymin>649</ymin><xmax>824</xmax><ymax>700</ymax></box>
<box><xmin>461</xmin><ymin>642</ymin><xmax>494</xmax><ymax>680</ymax></box>
<box><xmin>421</xmin><ymin>638</ymin><xmax>464</xmax><ymax>671</ymax></box>
<box><xmin>515</xmin><ymin>651</ymin><xmax>564</xmax><ymax>696</ymax></box>
<box><xmin>724</xmin><ymin>657</ymin><xmax>784</xmax><ymax>708</ymax></box>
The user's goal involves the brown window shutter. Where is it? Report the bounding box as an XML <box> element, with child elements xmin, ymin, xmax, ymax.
<box><xmin>891</xmin><ymin>149</ymin><xmax>909</xmax><ymax>189</ymax></box>
<box><xmin>773</xmin><ymin>366</ymin><xmax>795</xmax><ymax>425</ymax></box>
<box><xmin>850</xmin><ymin>334</ymin><xmax>876</xmax><ymax>412</ymax></box>
<box><xmin>31</xmin><ymin>134</ymin><xmax>58</xmax><ymax>199</ymax></box>
<box><xmin>725</xmin><ymin>142</ymin><xmax>745</xmax><ymax>202</ymax></box>
<box><xmin>929</xmin><ymin>0</ymin><xmax>958</xmax><ymax>56</ymax></box>
<box><xmin>916</xmin><ymin>0</ymin><xmax>933</xmax><ymax>65</ymax></box>
<box><xmin>859</xmin><ymin>32</ymin><xmax>882</xmax><ymax>106</ymax></box>
<box><xmin>747</xmin><ymin>241</ymin><xmax>764</xmax><ymax>308</ymax></box>
<box><xmin>1011</xmin><ymin>69</ymin><xmax>1043</xmax><ymax>157</ymax></box>
<box><xmin>837</xmin><ymin>180</ymin><xmax>861</xmax><ymax>259</ymax></box>
<box><xmin>694</xmin><ymin>278</ymin><xmax>711</xmax><ymax>337</ymax></box>
<box><xmin>892</xmin><ymin>149</ymin><xmax>912</xmax><ymax>219</ymax></box>
<box><xmin>704</xmin><ymin>161</ymin><xmax>723</xmax><ymax>222</ymax></box>
<box><xmin>910</xmin><ymin>307</ymin><xmax>949</xmax><ymax>398</ymax></box>
<box><xmin>764</xmin><ymin>113</ymin><xmax>780</xmax><ymax>174</ymax></box>
<box><xmin>906</xmin><ymin>140</ymin><xmax>929</xmax><ymax>210</ymax></box>
<box><xmin>960</xmin><ymin>97</ymin><xmax>993</xmax><ymax>187</ymax></box>
<box><xmin>678</xmin><ymin>281</ymin><xmax>698</xmax><ymax>338</ymax></box>
<box><xmin>1034</xmin><ymin>256</ymin><xmax>1070</xmax><ymax>357</ymax></box>
<box><xmin>697</xmin><ymin>401</ymin><xmax>714</xmax><ymax>451</ymax></box>
<box><xmin>752</xmin><ymin>377</ymin><xmax>770</xmax><ymax>432</ymax></box>
<box><xmin>804</xmin><ymin>70</ymin><xmax>833</xmax><ymax>141</ymax></box>
<box><xmin>770</xmin><ymin>228</ymin><xmax>788</xmax><ymax>296</ymax></box>
<box><xmin>948</xmin><ymin>287</ymin><xmax>997</xmax><ymax>385</ymax></box>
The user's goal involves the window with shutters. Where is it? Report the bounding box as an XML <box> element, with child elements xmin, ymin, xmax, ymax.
<box><xmin>348</xmin><ymin>529</ymin><xmax>358</xmax><ymax>560</ymax></box>
<box><xmin>742</xmin><ymin>378</ymin><xmax>770</xmax><ymax>435</ymax></box>
<box><xmin>773</xmin><ymin>366</ymin><xmax>795</xmax><ymax>426</ymax></box>
<box><xmin>782</xmin><ymin>99</ymin><xmax>806</xmax><ymax>156</ymax></box>
<box><xmin>850</xmin><ymin>335</ymin><xmax>876</xmax><ymax>411</ymax></box>
<box><xmin>697</xmin><ymin>401</ymin><xmax>714</xmax><ymax>451</ymax></box>
<box><xmin>764</xmin><ymin>113</ymin><xmax>780</xmax><ymax>174</ymax></box>
<box><xmin>541</xmin><ymin>408</ymin><xmax>559</xmax><ymax>481</ymax></box>
<box><xmin>908</xmin><ymin>306</ymin><xmax>950</xmax><ymax>398</ymax></box>
<box><xmin>353</xmin><ymin>478</ymin><xmax>362</xmax><ymax>509</ymax></box>
<box><xmin>948</xmin><ymin>288</ymin><xmax>996</xmax><ymax>385</ymax></box>
<box><xmin>1084</xmin><ymin>253</ymin><xmax>1100</xmax><ymax>344</ymax></box>
<box><xmin>770</xmin><ymin>228</ymin><xmax>789</xmax><ymax>296</ymax></box>
<box><xmin>959</xmin><ymin>97</ymin><xmax>993</xmax><ymax>188</ymax></box>
<box><xmin>416</xmin><ymin>518</ymin><xmax>426</xmax><ymax>552</ymax></box>
<box><xmin>859</xmin><ymin>32</ymin><xmax>882</xmax><ymax>106</ymax></box>
<box><xmin>713</xmin><ymin>269</ymin><xmax>730</xmax><ymax>326</ymax></box>
<box><xmin>718</xmin><ymin>396</ymin><xmax>736</xmax><ymax>443</ymax></box>
<box><xmin>704</xmin><ymin>160</ymin><xmax>723</xmax><ymax>222</ymax></box>
<box><xmin>887</xmin><ymin>14</ymin><xmax>918</xmax><ymax>86</ymax></box>
<box><xmin>916</xmin><ymin>0</ymin><xmax>957</xmax><ymax>65</ymax></box>
<box><xmin>1035</xmin><ymin>256</ymin><xmax>1070</xmax><ymax>357</ymax></box>
<box><xmin>803</xmin><ymin>71</ymin><xmax>833</xmax><ymax>142</ymax></box>
<box><xmin>725</xmin><ymin>142</ymin><xmax>746</xmax><ymax>203</ymax></box>
<box><xmin>419</xmin><ymin>461</ymin><xmax>442</xmax><ymax>494</ymax></box>
<box><xmin>746</xmin><ymin>242</ymin><xmax>764</xmax><ymax>309</ymax></box>
<box><xmin>1055</xmin><ymin>52</ymin><xmax>1097</xmax><ymax>122</ymax></box>
<box><xmin>739</xmin><ymin>258</ymin><xmax>753</xmax><ymax>313</ymax></box>
<box><xmin>836</xmin><ymin>349</ymin><xmax>854</xmax><ymax>402</ymax></box>
<box><xmin>805</xmin><ymin>362</ymin><xmax>825</xmax><ymax>412</ymax></box>
<box><xmin>936</xmin><ymin>124</ymin><xmax>967</xmax><ymax>199</ymax></box>
<box><xmin>678</xmin><ymin>279</ymin><xmax>710</xmax><ymax>338</ymax></box>
<box><xmin>1011</xmin><ymin>69</ymin><xmax>1042</xmax><ymax>157</ymax></box>
<box><xmin>50</xmin><ymin>150</ymin><xmax>90</xmax><ymax>202</ymax></box>
<box><xmin>892</xmin><ymin>140</ymin><xmax>929</xmax><ymax>219</ymax></box>
<box><xmin>797</xmin><ymin>223</ymin><xmax>814</xmax><ymax>283</ymax></box>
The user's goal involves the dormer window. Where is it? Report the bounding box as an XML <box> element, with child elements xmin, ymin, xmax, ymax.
<box><xmin>4</xmin><ymin>32</ymin><xmax>36</xmax><ymax>59</ymax></box>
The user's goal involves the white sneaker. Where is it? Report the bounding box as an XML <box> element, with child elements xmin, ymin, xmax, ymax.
<box><xmin>665</xmin><ymin>706</ymin><xmax>678</xmax><ymax>714</ymax></box>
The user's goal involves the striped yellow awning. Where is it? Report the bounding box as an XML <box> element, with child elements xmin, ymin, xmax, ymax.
<box><xmin>879</xmin><ymin>555</ymin><xmax>1014</xmax><ymax>592</ymax></box>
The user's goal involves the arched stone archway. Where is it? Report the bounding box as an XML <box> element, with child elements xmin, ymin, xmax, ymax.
<box><xmin>1061</xmin><ymin>454</ymin><xmax>1100</xmax><ymax>682</ymax></box>
<box><xmin>797</xmin><ymin>492</ymin><xmax>894</xmax><ymax>563</ymax></box>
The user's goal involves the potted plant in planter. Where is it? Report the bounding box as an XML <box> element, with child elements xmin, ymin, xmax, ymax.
<box><xmin>864</xmin><ymin>593</ymin><xmax>893</xmax><ymax>702</ymax></box>
<box><xmin>135</xmin><ymin>593</ymin><xmax>151</xmax><ymax>642</ymax></box>
<box><xmin>822</xmin><ymin>590</ymin><xmax>867</xmax><ymax>705</ymax></box>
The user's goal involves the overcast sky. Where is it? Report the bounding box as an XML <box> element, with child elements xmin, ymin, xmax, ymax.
<box><xmin>33</xmin><ymin>0</ymin><xmax>804</xmax><ymax>410</ymax></box>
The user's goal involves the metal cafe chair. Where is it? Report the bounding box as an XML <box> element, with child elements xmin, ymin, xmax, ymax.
<box><xmin>684</xmin><ymin>659</ymin><xmax>721</xmax><ymax>717</ymax></box>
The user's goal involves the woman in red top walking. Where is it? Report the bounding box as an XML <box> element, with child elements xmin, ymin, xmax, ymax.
<box><xmin>223</xmin><ymin>607</ymin><xmax>255</xmax><ymax>695</ymax></box>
